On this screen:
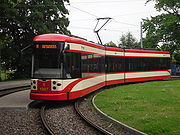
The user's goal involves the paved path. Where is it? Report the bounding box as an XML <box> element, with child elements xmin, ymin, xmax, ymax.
<box><xmin>0</xmin><ymin>90</ymin><xmax>32</xmax><ymax>109</ymax></box>
<box><xmin>0</xmin><ymin>80</ymin><xmax>30</xmax><ymax>90</ymax></box>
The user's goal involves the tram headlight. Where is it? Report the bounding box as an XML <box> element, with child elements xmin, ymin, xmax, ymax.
<box><xmin>51</xmin><ymin>80</ymin><xmax>62</xmax><ymax>91</ymax></box>
<box><xmin>53</xmin><ymin>81</ymin><xmax>56</xmax><ymax>85</ymax></box>
<box><xmin>57</xmin><ymin>83</ymin><xmax>61</xmax><ymax>86</ymax></box>
<box><xmin>33</xmin><ymin>80</ymin><xmax>36</xmax><ymax>84</ymax></box>
<box><xmin>31</xmin><ymin>79</ymin><xmax>38</xmax><ymax>90</ymax></box>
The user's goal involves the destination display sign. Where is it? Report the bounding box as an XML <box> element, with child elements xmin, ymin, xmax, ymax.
<box><xmin>35</xmin><ymin>44</ymin><xmax>57</xmax><ymax>49</ymax></box>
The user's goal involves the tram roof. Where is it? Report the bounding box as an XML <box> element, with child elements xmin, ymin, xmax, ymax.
<box><xmin>125</xmin><ymin>49</ymin><xmax>170</xmax><ymax>54</ymax></box>
<box><xmin>105</xmin><ymin>46</ymin><xmax>124</xmax><ymax>52</ymax></box>
<box><xmin>33</xmin><ymin>34</ymin><xmax>170</xmax><ymax>54</ymax></box>
<box><xmin>33</xmin><ymin>34</ymin><xmax>104</xmax><ymax>50</ymax></box>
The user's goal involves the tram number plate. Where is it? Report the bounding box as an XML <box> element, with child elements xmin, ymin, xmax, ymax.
<box><xmin>40</xmin><ymin>87</ymin><xmax>48</xmax><ymax>91</ymax></box>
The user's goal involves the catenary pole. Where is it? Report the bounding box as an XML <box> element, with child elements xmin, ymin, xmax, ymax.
<box><xmin>140</xmin><ymin>21</ymin><xmax>143</xmax><ymax>48</ymax></box>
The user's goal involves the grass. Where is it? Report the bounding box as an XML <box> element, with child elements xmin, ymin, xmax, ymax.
<box><xmin>95</xmin><ymin>80</ymin><xmax>180</xmax><ymax>135</ymax></box>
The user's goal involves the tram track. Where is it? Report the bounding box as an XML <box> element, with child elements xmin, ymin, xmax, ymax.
<box><xmin>75</xmin><ymin>98</ymin><xmax>113</xmax><ymax>135</ymax></box>
<box><xmin>40</xmin><ymin>105</ymin><xmax>56</xmax><ymax>135</ymax></box>
<box><xmin>36</xmin><ymin>94</ymin><xmax>147</xmax><ymax>135</ymax></box>
<box><xmin>40</xmin><ymin>96</ymin><xmax>140</xmax><ymax>135</ymax></box>
<box><xmin>0</xmin><ymin>84</ymin><xmax>47</xmax><ymax>135</ymax></box>
<box><xmin>0</xmin><ymin>85</ymin><xmax>30</xmax><ymax>97</ymax></box>
<box><xmin>0</xmin><ymin>84</ymin><xmax>103</xmax><ymax>135</ymax></box>
<box><xmin>40</xmin><ymin>100</ymin><xmax>103</xmax><ymax>135</ymax></box>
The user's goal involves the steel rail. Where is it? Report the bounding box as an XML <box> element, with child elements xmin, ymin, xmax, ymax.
<box><xmin>40</xmin><ymin>105</ymin><xmax>56</xmax><ymax>135</ymax></box>
<box><xmin>74</xmin><ymin>99</ymin><xmax>113</xmax><ymax>135</ymax></box>
<box><xmin>0</xmin><ymin>85</ymin><xmax>30</xmax><ymax>97</ymax></box>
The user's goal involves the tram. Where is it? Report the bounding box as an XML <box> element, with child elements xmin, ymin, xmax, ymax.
<box><xmin>30</xmin><ymin>34</ymin><xmax>171</xmax><ymax>100</ymax></box>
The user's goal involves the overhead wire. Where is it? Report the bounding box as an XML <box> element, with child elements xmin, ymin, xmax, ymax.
<box><xmin>69</xmin><ymin>26</ymin><xmax>93</xmax><ymax>30</ymax></box>
<box><xmin>69</xmin><ymin>19</ymin><xmax>94</xmax><ymax>21</ymax></box>
<box><xmin>112</xmin><ymin>11</ymin><xmax>149</xmax><ymax>17</ymax></box>
<box><xmin>67</xmin><ymin>4</ymin><xmax>139</xmax><ymax>27</ymax></box>
<box><xmin>69</xmin><ymin>26</ymin><xmax>139</xmax><ymax>33</ymax></box>
<box><xmin>67</xmin><ymin>4</ymin><xmax>98</xmax><ymax>18</ymax></box>
<box><xmin>67</xmin><ymin>3</ymin><xmax>141</xmax><ymax>41</ymax></box>
<box><xmin>112</xmin><ymin>19</ymin><xmax>139</xmax><ymax>27</ymax></box>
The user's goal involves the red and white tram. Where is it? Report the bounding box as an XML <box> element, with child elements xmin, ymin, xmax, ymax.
<box><xmin>30</xmin><ymin>34</ymin><xmax>171</xmax><ymax>100</ymax></box>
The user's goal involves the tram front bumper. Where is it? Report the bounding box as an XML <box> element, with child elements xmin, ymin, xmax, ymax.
<box><xmin>30</xmin><ymin>92</ymin><xmax>68</xmax><ymax>101</ymax></box>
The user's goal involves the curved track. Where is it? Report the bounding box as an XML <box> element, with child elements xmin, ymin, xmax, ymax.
<box><xmin>0</xmin><ymin>85</ymin><xmax>31</xmax><ymax>109</ymax></box>
<box><xmin>0</xmin><ymin>84</ymin><xmax>105</xmax><ymax>134</ymax></box>
<box><xmin>40</xmin><ymin>105</ymin><xmax>56</xmax><ymax>135</ymax></box>
<box><xmin>75</xmin><ymin>99</ymin><xmax>113</xmax><ymax>135</ymax></box>
<box><xmin>39</xmin><ymin>96</ymin><xmax>146</xmax><ymax>135</ymax></box>
<box><xmin>40</xmin><ymin>100</ymin><xmax>104</xmax><ymax>135</ymax></box>
<box><xmin>0</xmin><ymin>84</ymin><xmax>48</xmax><ymax>135</ymax></box>
<box><xmin>0</xmin><ymin>85</ymin><xmax>30</xmax><ymax>97</ymax></box>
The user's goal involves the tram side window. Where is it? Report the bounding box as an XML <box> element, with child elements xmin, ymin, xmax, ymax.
<box><xmin>81</xmin><ymin>54</ymin><xmax>103</xmax><ymax>76</ymax></box>
<box><xmin>106</xmin><ymin>57</ymin><xmax>124</xmax><ymax>73</ymax></box>
<box><xmin>125</xmin><ymin>57</ymin><xmax>170</xmax><ymax>72</ymax></box>
<box><xmin>125</xmin><ymin>57</ymin><xmax>135</xmax><ymax>72</ymax></box>
<box><xmin>64</xmin><ymin>52</ymin><xmax>81</xmax><ymax>78</ymax></box>
<box><xmin>159</xmin><ymin>58</ymin><xmax>170</xmax><ymax>70</ymax></box>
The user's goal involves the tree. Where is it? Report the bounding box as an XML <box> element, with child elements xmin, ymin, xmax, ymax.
<box><xmin>8</xmin><ymin>0</ymin><xmax>22</xmax><ymax>6</ymax></box>
<box><xmin>0</xmin><ymin>0</ymin><xmax>70</xmax><ymax>79</ymax></box>
<box><xmin>118</xmin><ymin>32</ymin><xmax>138</xmax><ymax>48</ymax></box>
<box><xmin>105</xmin><ymin>41</ymin><xmax>117</xmax><ymax>47</ymax></box>
<box><xmin>143</xmin><ymin>0</ymin><xmax>180</xmax><ymax>55</ymax></box>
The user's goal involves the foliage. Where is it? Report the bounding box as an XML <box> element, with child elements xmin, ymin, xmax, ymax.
<box><xmin>143</xmin><ymin>0</ymin><xmax>180</xmax><ymax>62</ymax></box>
<box><xmin>8</xmin><ymin>0</ymin><xmax>22</xmax><ymax>6</ymax></box>
<box><xmin>172</xmin><ymin>52</ymin><xmax>180</xmax><ymax>64</ymax></box>
<box><xmin>0</xmin><ymin>0</ymin><xmax>70</xmax><ymax>79</ymax></box>
<box><xmin>104</xmin><ymin>41</ymin><xmax>117</xmax><ymax>47</ymax></box>
<box><xmin>118</xmin><ymin>32</ymin><xmax>139</xmax><ymax>48</ymax></box>
<box><xmin>146</xmin><ymin>0</ymin><xmax>179</xmax><ymax>13</ymax></box>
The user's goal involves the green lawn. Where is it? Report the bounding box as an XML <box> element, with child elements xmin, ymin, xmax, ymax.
<box><xmin>95</xmin><ymin>80</ymin><xmax>180</xmax><ymax>135</ymax></box>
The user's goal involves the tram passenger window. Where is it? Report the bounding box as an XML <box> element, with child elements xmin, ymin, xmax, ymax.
<box><xmin>106</xmin><ymin>57</ymin><xmax>124</xmax><ymax>73</ymax></box>
<box><xmin>81</xmin><ymin>53</ymin><xmax>104</xmax><ymax>77</ymax></box>
<box><xmin>124</xmin><ymin>56</ymin><xmax>170</xmax><ymax>72</ymax></box>
<box><xmin>64</xmin><ymin>52</ymin><xmax>81</xmax><ymax>78</ymax></box>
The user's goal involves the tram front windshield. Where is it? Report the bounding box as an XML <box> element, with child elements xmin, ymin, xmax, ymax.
<box><xmin>32</xmin><ymin>42</ymin><xmax>67</xmax><ymax>79</ymax></box>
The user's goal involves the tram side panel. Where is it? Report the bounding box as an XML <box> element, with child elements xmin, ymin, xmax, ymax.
<box><xmin>124</xmin><ymin>50</ymin><xmax>171</xmax><ymax>83</ymax></box>
<box><xmin>105</xmin><ymin>47</ymin><xmax>125</xmax><ymax>85</ymax></box>
<box><xmin>66</xmin><ymin>43</ymin><xmax>106</xmax><ymax>100</ymax></box>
